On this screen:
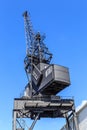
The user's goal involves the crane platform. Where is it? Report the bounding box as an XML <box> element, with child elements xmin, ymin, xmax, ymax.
<box><xmin>13</xmin><ymin>96</ymin><xmax>74</xmax><ymax>119</ymax></box>
<box><xmin>13</xmin><ymin>96</ymin><xmax>79</xmax><ymax>130</ymax></box>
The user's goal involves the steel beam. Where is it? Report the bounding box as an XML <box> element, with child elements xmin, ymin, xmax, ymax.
<box><xmin>13</xmin><ymin>97</ymin><xmax>79</xmax><ymax>130</ymax></box>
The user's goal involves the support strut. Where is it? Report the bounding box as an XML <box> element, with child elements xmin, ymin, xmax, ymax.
<box><xmin>29</xmin><ymin>113</ymin><xmax>40</xmax><ymax>130</ymax></box>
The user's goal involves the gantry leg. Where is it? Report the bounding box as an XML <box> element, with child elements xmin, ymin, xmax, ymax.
<box><xmin>13</xmin><ymin>111</ymin><xmax>17</xmax><ymax>130</ymax></box>
<box><xmin>72</xmin><ymin>105</ymin><xmax>79</xmax><ymax>130</ymax></box>
<box><xmin>73</xmin><ymin>113</ymin><xmax>79</xmax><ymax>130</ymax></box>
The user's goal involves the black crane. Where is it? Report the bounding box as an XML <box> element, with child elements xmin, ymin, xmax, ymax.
<box><xmin>12</xmin><ymin>11</ymin><xmax>79</xmax><ymax>130</ymax></box>
<box><xmin>23</xmin><ymin>11</ymin><xmax>70</xmax><ymax>98</ymax></box>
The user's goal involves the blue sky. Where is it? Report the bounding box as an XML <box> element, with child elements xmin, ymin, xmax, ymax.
<box><xmin>0</xmin><ymin>0</ymin><xmax>87</xmax><ymax>130</ymax></box>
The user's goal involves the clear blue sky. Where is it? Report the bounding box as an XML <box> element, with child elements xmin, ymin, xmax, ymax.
<box><xmin>0</xmin><ymin>0</ymin><xmax>87</xmax><ymax>130</ymax></box>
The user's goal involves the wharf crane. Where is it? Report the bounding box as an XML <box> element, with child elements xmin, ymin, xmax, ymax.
<box><xmin>12</xmin><ymin>11</ymin><xmax>79</xmax><ymax>130</ymax></box>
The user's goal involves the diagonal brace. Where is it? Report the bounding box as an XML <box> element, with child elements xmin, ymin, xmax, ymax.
<box><xmin>29</xmin><ymin>113</ymin><xmax>40</xmax><ymax>130</ymax></box>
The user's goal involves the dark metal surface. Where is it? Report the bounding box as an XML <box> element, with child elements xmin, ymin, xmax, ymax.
<box><xmin>14</xmin><ymin>96</ymin><xmax>74</xmax><ymax>119</ymax></box>
<box><xmin>32</xmin><ymin>64</ymin><xmax>70</xmax><ymax>95</ymax></box>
